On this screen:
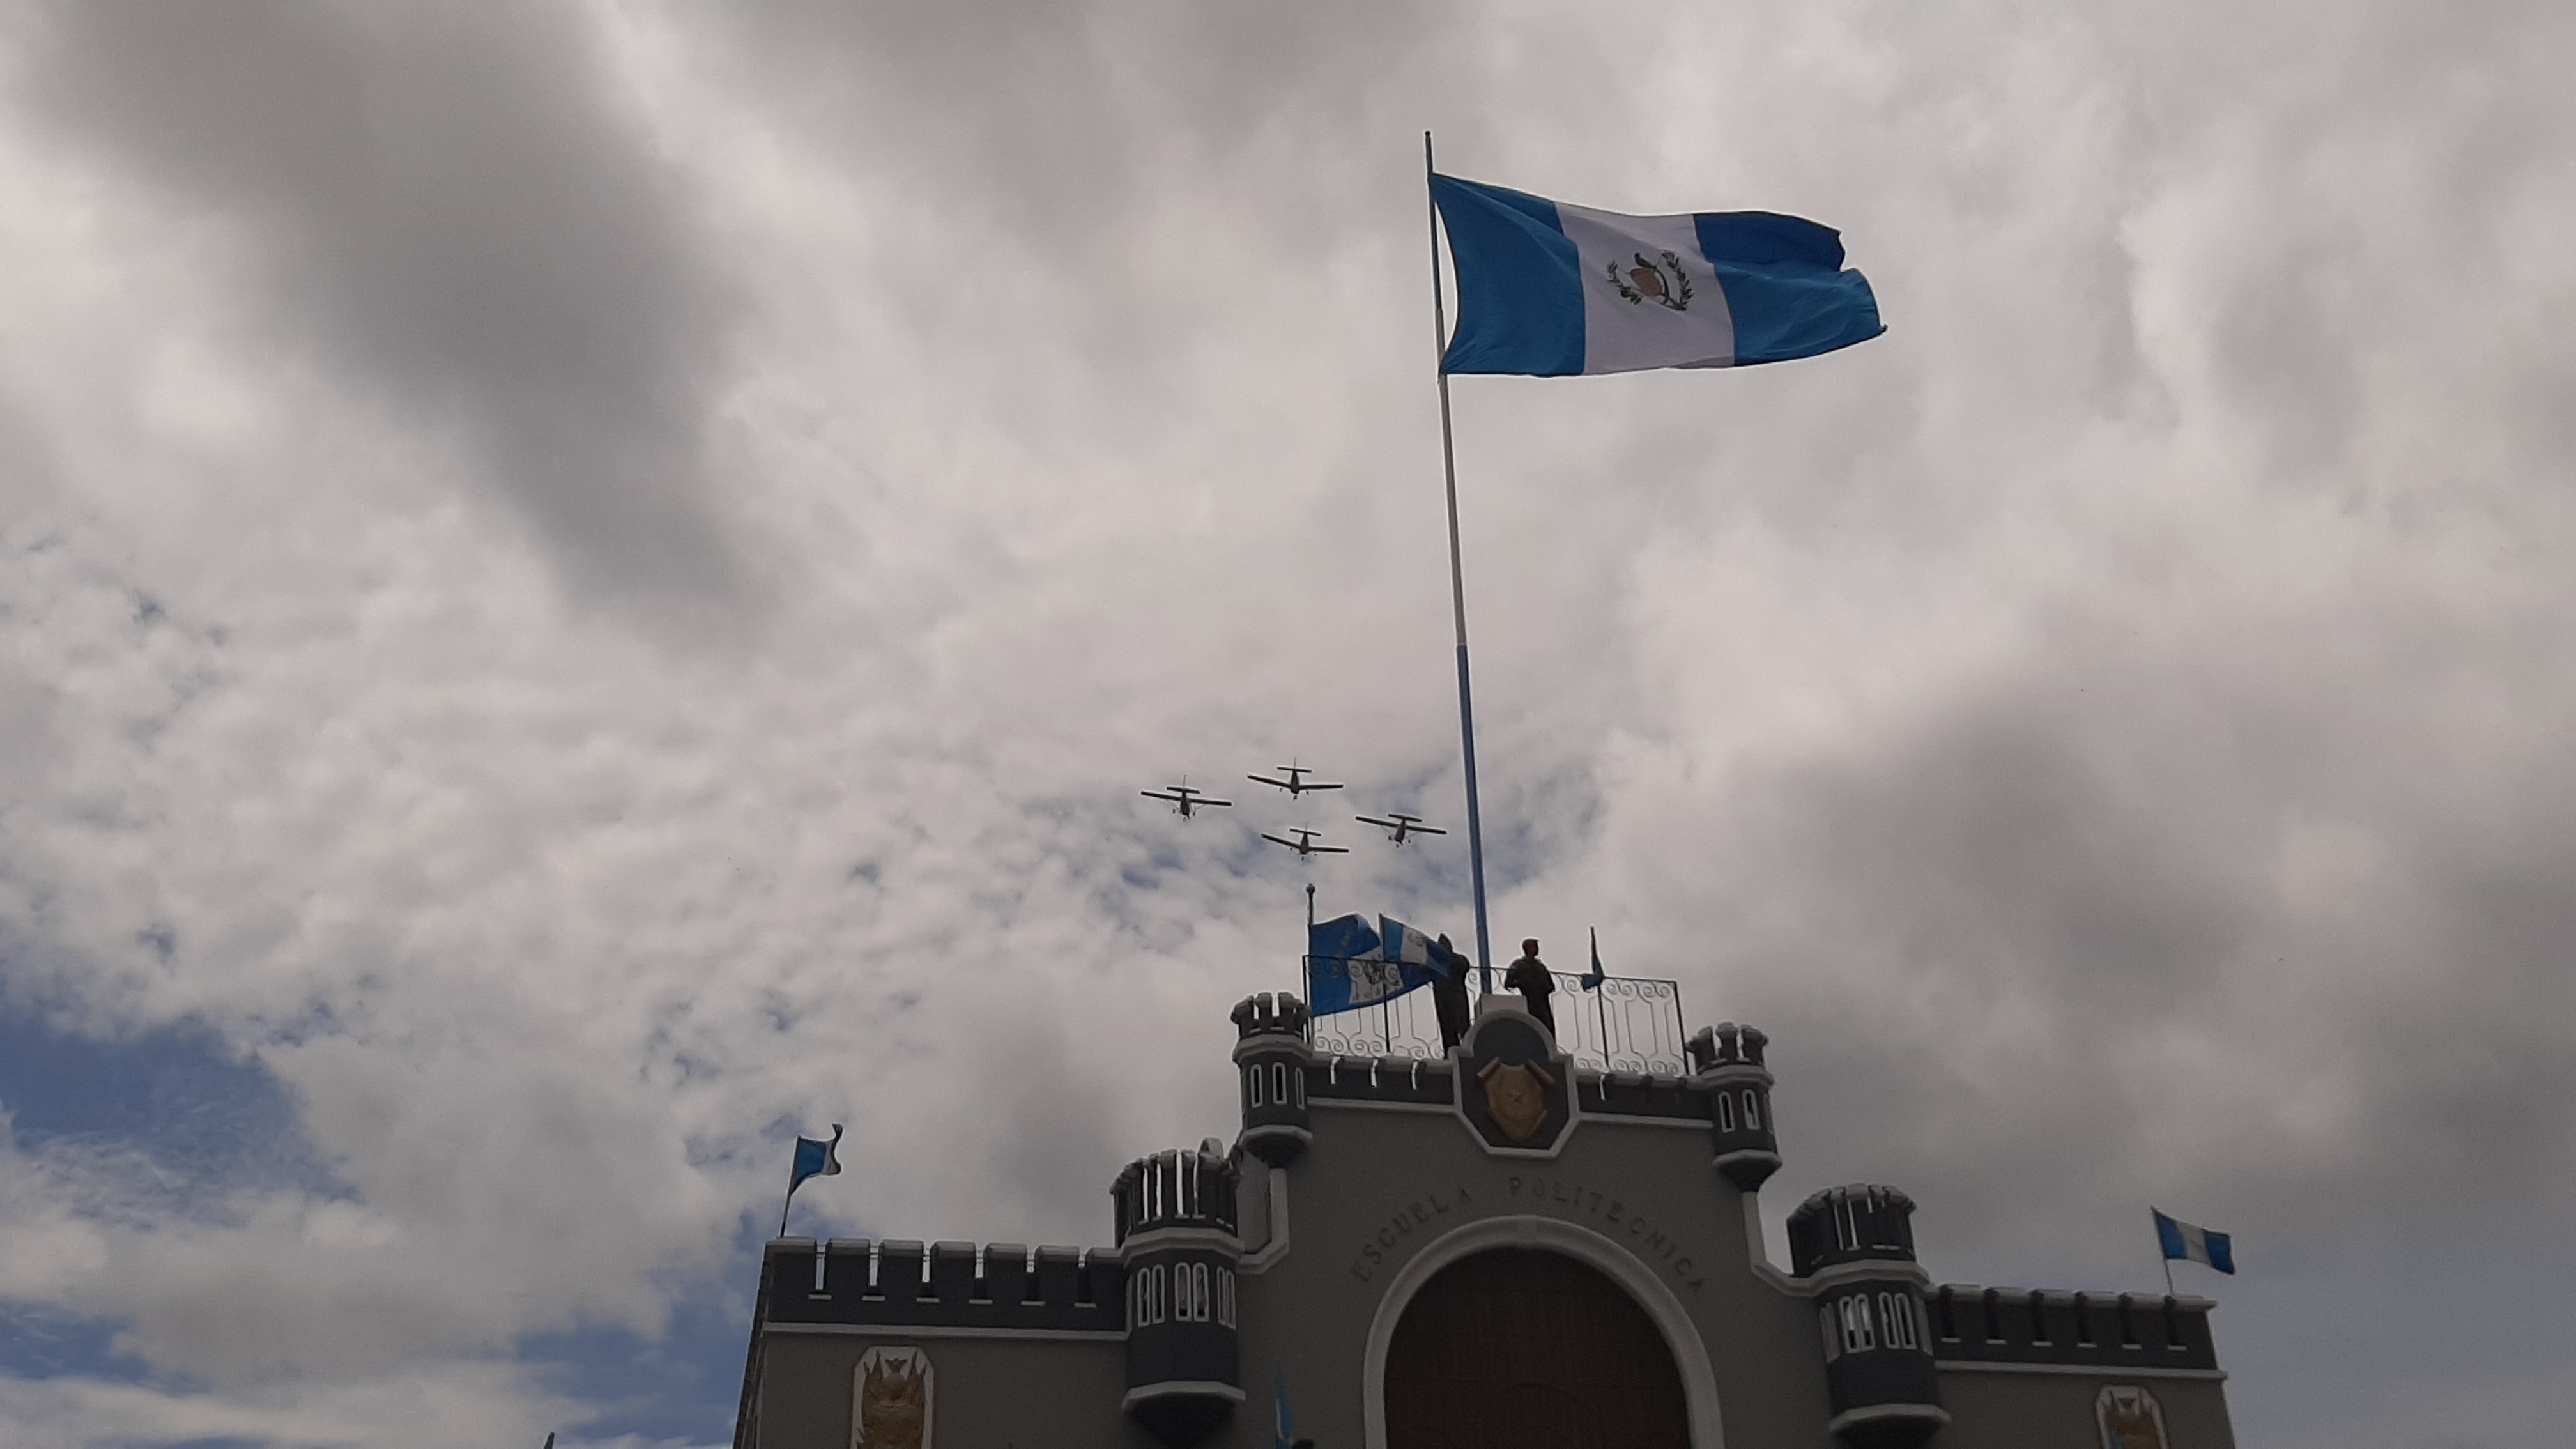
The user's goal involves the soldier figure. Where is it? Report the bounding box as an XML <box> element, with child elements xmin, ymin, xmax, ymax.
<box><xmin>1430</xmin><ymin>933</ymin><xmax>1471</xmax><ymax>1052</ymax></box>
<box><xmin>1505</xmin><ymin>937</ymin><xmax>1556</xmax><ymax>1034</ymax></box>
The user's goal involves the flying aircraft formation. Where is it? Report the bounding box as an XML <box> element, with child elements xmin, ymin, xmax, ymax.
<box><xmin>1141</xmin><ymin>758</ymin><xmax>1438</xmax><ymax>862</ymax></box>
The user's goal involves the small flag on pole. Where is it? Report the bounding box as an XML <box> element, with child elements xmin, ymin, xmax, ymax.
<box><xmin>1581</xmin><ymin>927</ymin><xmax>1606</xmax><ymax>991</ymax></box>
<box><xmin>1273</xmin><ymin>1370</ymin><xmax>1294</xmax><ymax>1449</ymax></box>
<box><xmin>1430</xmin><ymin>172</ymin><xmax>1883</xmax><ymax>377</ymax></box>
<box><xmin>2153</xmin><ymin>1209</ymin><xmax>2235</xmax><ymax>1274</ymax></box>
<box><xmin>779</xmin><ymin>1124</ymin><xmax>843</xmax><ymax>1236</ymax></box>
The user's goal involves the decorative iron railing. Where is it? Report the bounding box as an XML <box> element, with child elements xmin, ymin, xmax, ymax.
<box><xmin>1301</xmin><ymin>962</ymin><xmax>1690</xmax><ymax>1075</ymax></box>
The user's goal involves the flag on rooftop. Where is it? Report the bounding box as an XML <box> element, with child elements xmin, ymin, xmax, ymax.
<box><xmin>1305</xmin><ymin>913</ymin><xmax>1451</xmax><ymax>1013</ymax></box>
<box><xmin>1430</xmin><ymin>172</ymin><xmax>1882</xmax><ymax>377</ymax></box>
<box><xmin>1581</xmin><ymin>926</ymin><xmax>1606</xmax><ymax>990</ymax></box>
<box><xmin>1380</xmin><ymin>916</ymin><xmax>1459</xmax><ymax>978</ymax></box>
<box><xmin>788</xmin><ymin>1124</ymin><xmax>843</xmax><ymax>1197</ymax></box>
<box><xmin>2153</xmin><ymin>1209</ymin><xmax>2235</xmax><ymax>1274</ymax></box>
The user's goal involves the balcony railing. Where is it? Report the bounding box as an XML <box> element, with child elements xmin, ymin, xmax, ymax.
<box><xmin>1301</xmin><ymin>963</ymin><xmax>1690</xmax><ymax>1075</ymax></box>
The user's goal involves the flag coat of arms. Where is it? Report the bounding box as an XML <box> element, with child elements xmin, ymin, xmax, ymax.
<box><xmin>1305</xmin><ymin>914</ymin><xmax>1453</xmax><ymax>1014</ymax></box>
<box><xmin>1431</xmin><ymin>172</ymin><xmax>1882</xmax><ymax>376</ymax></box>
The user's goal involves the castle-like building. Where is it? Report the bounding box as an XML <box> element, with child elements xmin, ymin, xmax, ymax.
<box><xmin>733</xmin><ymin>983</ymin><xmax>2234</xmax><ymax>1449</ymax></box>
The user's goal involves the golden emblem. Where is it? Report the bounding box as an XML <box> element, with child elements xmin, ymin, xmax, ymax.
<box><xmin>1604</xmin><ymin>250</ymin><xmax>1694</xmax><ymax>311</ymax></box>
<box><xmin>1478</xmin><ymin>1058</ymin><xmax>1556</xmax><ymax>1143</ymax></box>
<box><xmin>2096</xmin><ymin>1385</ymin><xmax>2168</xmax><ymax>1449</ymax></box>
<box><xmin>853</xmin><ymin>1346</ymin><xmax>933</xmax><ymax>1449</ymax></box>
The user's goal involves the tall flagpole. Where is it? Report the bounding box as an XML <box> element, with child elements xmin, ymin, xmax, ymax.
<box><xmin>1424</xmin><ymin>132</ymin><xmax>1494</xmax><ymax>992</ymax></box>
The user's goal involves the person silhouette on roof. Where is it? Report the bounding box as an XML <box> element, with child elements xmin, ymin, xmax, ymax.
<box><xmin>1505</xmin><ymin>937</ymin><xmax>1556</xmax><ymax>1034</ymax></box>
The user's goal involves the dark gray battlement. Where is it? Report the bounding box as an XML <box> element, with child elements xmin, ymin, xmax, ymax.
<box><xmin>759</xmin><ymin>1237</ymin><xmax>1126</xmax><ymax>1333</ymax></box>
<box><xmin>1230</xmin><ymin>992</ymin><xmax>1310</xmax><ymax>1039</ymax></box>
<box><xmin>1113</xmin><ymin>1147</ymin><xmax>1239</xmax><ymax>1243</ymax></box>
<box><xmin>1686</xmin><ymin>1021</ymin><xmax>1769</xmax><ymax>1071</ymax></box>
<box><xmin>1788</xmin><ymin>1184</ymin><xmax>1919</xmax><ymax>1273</ymax></box>
<box><xmin>1929</xmin><ymin>1284</ymin><xmax>2220</xmax><ymax>1372</ymax></box>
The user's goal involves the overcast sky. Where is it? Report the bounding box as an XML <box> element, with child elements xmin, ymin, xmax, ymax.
<box><xmin>1</xmin><ymin>3</ymin><xmax>2572</xmax><ymax>1446</ymax></box>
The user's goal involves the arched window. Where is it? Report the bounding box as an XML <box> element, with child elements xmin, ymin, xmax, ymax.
<box><xmin>1273</xmin><ymin>1063</ymin><xmax>1289</xmax><ymax>1105</ymax></box>
<box><xmin>1840</xmin><ymin>1295</ymin><xmax>1874</xmax><ymax>1353</ymax></box>
<box><xmin>1742</xmin><ymin>1090</ymin><xmax>1761</xmax><ymax>1130</ymax></box>
<box><xmin>1717</xmin><ymin>1094</ymin><xmax>1736</xmax><ymax>1131</ymax></box>
<box><xmin>1250</xmin><ymin>1067</ymin><xmax>1266</xmax><ymax>1108</ymax></box>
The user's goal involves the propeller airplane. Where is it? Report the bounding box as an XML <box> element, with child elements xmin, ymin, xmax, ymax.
<box><xmin>1140</xmin><ymin>779</ymin><xmax>1232</xmax><ymax>818</ymax></box>
<box><xmin>1247</xmin><ymin>762</ymin><xmax>1344</xmax><ymax>797</ymax></box>
<box><xmin>1356</xmin><ymin>811</ymin><xmax>1447</xmax><ymax>846</ymax></box>
<box><xmin>1260</xmin><ymin>827</ymin><xmax>1349</xmax><ymax>859</ymax></box>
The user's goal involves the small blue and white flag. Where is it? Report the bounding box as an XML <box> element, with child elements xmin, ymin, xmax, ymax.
<box><xmin>788</xmin><ymin>1124</ymin><xmax>843</xmax><ymax>1197</ymax></box>
<box><xmin>1431</xmin><ymin>172</ymin><xmax>1882</xmax><ymax>377</ymax></box>
<box><xmin>2152</xmin><ymin>1209</ymin><xmax>2235</xmax><ymax>1274</ymax></box>
<box><xmin>1273</xmin><ymin>1370</ymin><xmax>1294</xmax><ymax>1449</ymax></box>
<box><xmin>1581</xmin><ymin>926</ymin><xmax>1606</xmax><ymax>991</ymax></box>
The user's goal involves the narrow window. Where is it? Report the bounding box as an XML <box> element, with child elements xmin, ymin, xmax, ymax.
<box><xmin>1819</xmin><ymin>1305</ymin><xmax>1841</xmax><ymax>1362</ymax></box>
<box><xmin>1195</xmin><ymin>1263</ymin><xmax>1211</xmax><ymax>1320</ymax></box>
<box><xmin>1273</xmin><ymin>1063</ymin><xmax>1289</xmax><ymax>1105</ymax></box>
<box><xmin>813</xmin><ymin>1248</ymin><xmax>827</xmax><ymax>1292</ymax></box>
<box><xmin>1934</xmin><ymin>1287</ymin><xmax>1959</xmax><ymax>1342</ymax></box>
<box><xmin>1250</xmin><ymin>1068</ymin><xmax>1265</xmax><ymax>1108</ymax></box>
<box><xmin>1742</xmin><ymin>1090</ymin><xmax>1761</xmax><ymax>1130</ymax></box>
<box><xmin>1982</xmin><ymin>1287</ymin><xmax>2005</xmax><ymax>1344</ymax></box>
<box><xmin>2028</xmin><ymin>1290</ymin><xmax>2050</xmax><ymax>1346</ymax></box>
<box><xmin>1155</xmin><ymin>1264</ymin><xmax>1169</xmax><ymax>1324</ymax></box>
<box><xmin>1294</xmin><ymin>1070</ymin><xmax>1305</xmax><ymax>1107</ymax></box>
<box><xmin>1717</xmin><ymin>1094</ymin><xmax>1736</xmax><ymax>1131</ymax></box>
<box><xmin>1843</xmin><ymin>1295</ymin><xmax>1874</xmax><ymax>1353</ymax></box>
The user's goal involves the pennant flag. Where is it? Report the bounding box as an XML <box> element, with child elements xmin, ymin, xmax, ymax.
<box><xmin>1581</xmin><ymin>926</ymin><xmax>1606</xmax><ymax>991</ymax></box>
<box><xmin>2153</xmin><ymin>1209</ymin><xmax>2235</xmax><ymax>1274</ymax></box>
<box><xmin>788</xmin><ymin>1124</ymin><xmax>843</xmax><ymax>1197</ymax></box>
<box><xmin>1273</xmin><ymin>1370</ymin><xmax>1294</xmax><ymax>1449</ymax></box>
<box><xmin>1431</xmin><ymin>172</ymin><xmax>1882</xmax><ymax>377</ymax></box>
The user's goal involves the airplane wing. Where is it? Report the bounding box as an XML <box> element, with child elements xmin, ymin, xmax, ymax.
<box><xmin>1248</xmin><ymin>774</ymin><xmax>1289</xmax><ymax>790</ymax></box>
<box><xmin>1141</xmin><ymin>790</ymin><xmax>1180</xmax><ymax>802</ymax></box>
<box><xmin>1409</xmin><ymin>823</ymin><xmax>1448</xmax><ymax>834</ymax></box>
<box><xmin>1199</xmin><ymin>797</ymin><xmax>1234</xmax><ymax>808</ymax></box>
<box><xmin>1312</xmin><ymin>843</ymin><xmax>1350</xmax><ymax>853</ymax></box>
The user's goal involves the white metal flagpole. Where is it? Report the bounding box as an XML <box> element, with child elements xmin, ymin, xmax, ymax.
<box><xmin>1424</xmin><ymin>131</ymin><xmax>1495</xmax><ymax>992</ymax></box>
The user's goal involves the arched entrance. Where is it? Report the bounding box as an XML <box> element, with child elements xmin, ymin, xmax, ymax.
<box><xmin>1383</xmin><ymin>1248</ymin><xmax>1691</xmax><ymax>1449</ymax></box>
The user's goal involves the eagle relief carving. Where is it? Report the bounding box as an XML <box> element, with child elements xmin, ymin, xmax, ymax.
<box><xmin>2096</xmin><ymin>1384</ymin><xmax>2168</xmax><ymax>1449</ymax></box>
<box><xmin>852</xmin><ymin>1346</ymin><xmax>933</xmax><ymax>1449</ymax></box>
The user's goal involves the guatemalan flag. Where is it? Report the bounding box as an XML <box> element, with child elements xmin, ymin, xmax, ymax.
<box><xmin>2153</xmin><ymin>1209</ymin><xmax>2235</xmax><ymax>1274</ymax></box>
<box><xmin>1431</xmin><ymin>173</ymin><xmax>1882</xmax><ymax>376</ymax></box>
<box><xmin>1305</xmin><ymin>914</ymin><xmax>1453</xmax><ymax>1014</ymax></box>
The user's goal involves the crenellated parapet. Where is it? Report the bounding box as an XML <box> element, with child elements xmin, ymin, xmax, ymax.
<box><xmin>758</xmin><ymin>1237</ymin><xmax>1124</xmax><ymax>1333</ymax></box>
<box><xmin>1928</xmin><ymin>1285</ymin><xmax>2220</xmax><ymax>1372</ymax></box>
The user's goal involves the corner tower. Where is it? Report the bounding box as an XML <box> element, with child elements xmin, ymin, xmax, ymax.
<box><xmin>1112</xmin><ymin>1144</ymin><xmax>1243</xmax><ymax>1449</ymax></box>
<box><xmin>1688</xmin><ymin>1021</ymin><xmax>1779</xmax><ymax>1188</ymax></box>
<box><xmin>1230</xmin><ymin>992</ymin><xmax>1312</xmax><ymax>1167</ymax></box>
<box><xmin>1789</xmin><ymin>1184</ymin><xmax>1947</xmax><ymax>1449</ymax></box>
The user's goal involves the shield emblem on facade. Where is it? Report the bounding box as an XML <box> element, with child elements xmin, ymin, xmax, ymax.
<box><xmin>1478</xmin><ymin>1059</ymin><xmax>1556</xmax><ymax>1144</ymax></box>
<box><xmin>2096</xmin><ymin>1385</ymin><xmax>2168</xmax><ymax>1449</ymax></box>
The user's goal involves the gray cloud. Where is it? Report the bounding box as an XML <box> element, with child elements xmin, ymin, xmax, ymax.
<box><xmin>13</xmin><ymin>3</ymin><xmax>756</xmax><ymax>621</ymax></box>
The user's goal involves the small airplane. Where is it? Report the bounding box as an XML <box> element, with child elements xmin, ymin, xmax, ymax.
<box><xmin>1247</xmin><ymin>762</ymin><xmax>1343</xmax><ymax>797</ymax></box>
<box><xmin>1356</xmin><ymin>811</ymin><xmax>1447</xmax><ymax>846</ymax></box>
<box><xmin>1260</xmin><ymin>827</ymin><xmax>1349</xmax><ymax>859</ymax></box>
<box><xmin>1140</xmin><ymin>778</ymin><xmax>1232</xmax><ymax>819</ymax></box>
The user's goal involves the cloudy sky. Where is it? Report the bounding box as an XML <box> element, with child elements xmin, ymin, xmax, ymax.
<box><xmin>2</xmin><ymin>2</ymin><xmax>2572</xmax><ymax>1446</ymax></box>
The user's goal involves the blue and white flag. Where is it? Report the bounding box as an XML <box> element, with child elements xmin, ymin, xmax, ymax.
<box><xmin>788</xmin><ymin>1124</ymin><xmax>843</xmax><ymax>1196</ymax></box>
<box><xmin>1431</xmin><ymin>173</ymin><xmax>1882</xmax><ymax>377</ymax></box>
<box><xmin>1306</xmin><ymin>913</ymin><xmax>1449</xmax><ymax>1014</ymax></box>
<box><xmin>1273</xmin><ymin>1370</ymin><xmax>1294</xmax><ymax>1449</ymax></box>
<box><xmin>1379</xmin><ymin>916</ymin><xmax>1459</xmax><ymax>979</ymax></box>
<box><xmin>2152</xmin><ymin>1209</ymin><xmax>2235</xmax><ymax>1274</ymax></box>
<box><xmin>1581</xmin><ymin>926</ymin><xmax>1606</xmax><ymax>991</ymax></box>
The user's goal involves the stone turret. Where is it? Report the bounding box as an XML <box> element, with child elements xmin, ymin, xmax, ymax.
<box><xmin>1230</xmin><ymin>992</ymin><xmax>1312</xmax><ymax>1167</ymax></box>
<box><xmin>1687</xmin><ymin>1021</ymin><xmax>1780</xmax><ymax>1189</ymax></box>
<box><xmin>1112</xmin><ymin>1144</ymin><xmax>1243</xmax><ymax>1449</ymax></box>
<box><xmin>1788</xmin><ymin>1185</ymin><xmax>1947</xmax><ymax>1449</ymax></box>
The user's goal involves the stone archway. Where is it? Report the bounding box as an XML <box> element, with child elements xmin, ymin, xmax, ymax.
<box><xmin>1383</xmin><ymin>1248</ymin><xmax>1691</xmax><ymax>1449</ymax></box>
